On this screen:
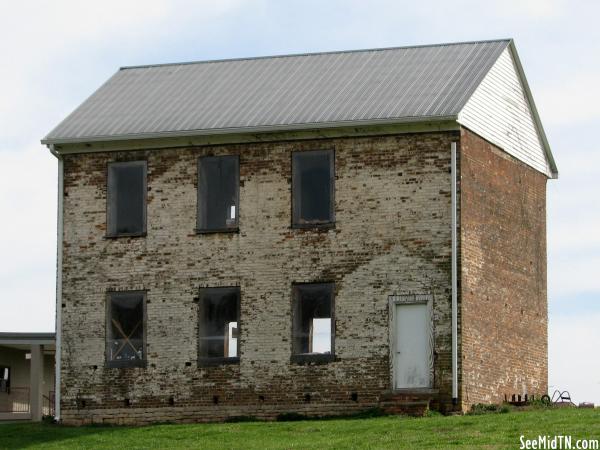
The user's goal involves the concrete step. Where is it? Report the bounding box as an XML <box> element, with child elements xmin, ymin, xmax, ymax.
<box><xmin>379</xmin><ymin>392</ymin><xmax>434</xmax><ymax>417</ymax></box>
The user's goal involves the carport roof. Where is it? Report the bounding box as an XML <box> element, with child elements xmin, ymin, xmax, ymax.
<box><xmin>0</xmin><ymin>332</ymin><xmax>55</xmax><ymax>347</ymax></box>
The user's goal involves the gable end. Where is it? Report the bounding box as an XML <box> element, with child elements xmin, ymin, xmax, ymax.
<box><xmin>457</xmin><ymin>42</ymin><xmax>558</xmax><ymax>178</ymax></box>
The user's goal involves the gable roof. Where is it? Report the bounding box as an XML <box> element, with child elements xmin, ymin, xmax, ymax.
<box><xmin>43</xmin><ymin>40</ymin><xmax>509</xmax><ymax>143</ymax></box>
<box><xmin>42</xmin><ymin>39</ymin><xmax>557</xmax><ymax>177</ymax></box>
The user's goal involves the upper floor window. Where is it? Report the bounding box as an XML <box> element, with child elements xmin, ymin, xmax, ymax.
<box><xmin>292</xmin><ymin>150</ymin><xmax>334</xmax><ymax>227</ymax></box>
<box><xmin>198</xmin><ymin>287</ymin><xmax>240</xmax><ymax>365</ymax></box>
<box><xmin>292</xmin><ymin>283</ymin><xmax>335</xmax><ymax>363</ymax></box>
<box><xmin>106</xmin><ymin>291</ymin><xmax>146</xmax><ymax>368</ymax></box>
<box><xmin>197</xmin><ymin>156</ymin><xmax>239</xmax><ymax>233</ymax></box>
<box><xmin>107</xmin><ymin>161</ymin><xmax>147</xmax><ymax>237</ymax></box>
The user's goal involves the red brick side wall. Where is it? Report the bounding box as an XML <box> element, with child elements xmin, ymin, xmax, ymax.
<box><xmin>459</xmin><ymin>128</ymin><xmax>548</xmax><ymax>408</ymax></box>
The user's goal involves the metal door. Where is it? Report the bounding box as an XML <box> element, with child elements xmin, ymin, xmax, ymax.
<box><xmin>394</xmin><ymin>303</ymin><xmax>431</xmax><ymax>389</ymax></box>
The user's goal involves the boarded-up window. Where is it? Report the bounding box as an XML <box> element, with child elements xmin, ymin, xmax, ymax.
<box><xmin>106</xmin><ymin>291</ymin><xmax>146</xmax><ymax>368</ymax></box>
<box><xmin>107</xmin><ymin>161</ymin><xmax>147</xmax><ymax>236</ymax></box>
<box><xmin>292</xmin><ymin>150</ymin><xmax>334</xmax><ymax>226</ymax></box>
<box><xmin>292</xmin><ymin>283</ymin><xmax>334</xmax><ymax>361</ymax></box>
<box><xmin>197</xmin><ymin>156</ymin><xmax>239</xmax><ymax>232</ymax></box>
<box><xmin>198</xmin><ymin>287</ymin><xmax>240</xmax><ymax>364</ymax></box>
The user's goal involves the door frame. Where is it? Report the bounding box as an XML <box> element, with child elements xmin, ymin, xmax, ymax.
<box><xmin>388</xmin><ymin>293</ymin><xmax>434</xmax><ymax>392</ymax></box>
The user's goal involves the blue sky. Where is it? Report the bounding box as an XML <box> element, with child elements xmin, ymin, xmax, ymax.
<box><xmin>1</xmin><ymin>0</ymin><xmax>598</xmax><ymax>404</ymax></box>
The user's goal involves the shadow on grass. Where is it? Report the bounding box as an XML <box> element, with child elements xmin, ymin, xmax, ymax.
<box><xmin>0</xmin><ymin>421</ymin><xmax>123</xmax><ymax>449</ymax></box>
<box><xmin>0</xmin><ymin>409</ymin><xmax>391</xmax><ymax>448</ymax></box>
<box><xmin>275</xmin><ymin>407</ymin><xmax>388</xmax><ymax>422</ymax></box>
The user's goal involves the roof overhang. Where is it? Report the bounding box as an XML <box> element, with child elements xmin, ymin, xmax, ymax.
<box><xmin>44</xmin><ymin>116</ymin><xmax>461</xmax><ymax>155</ymax></box>
<box><xmin>0</xmin><ymin>332</ymin><xmax>55</xmax><ymax>347</ymax></box>
<box><xmin>506</xmin><ymin>40</ymin><xmax>558</xmax><ymax>179</ymax></box>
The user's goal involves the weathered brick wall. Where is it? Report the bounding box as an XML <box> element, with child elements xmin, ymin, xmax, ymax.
<box><xmin>59</xmin><ymin>131</ymin><xmax>457</xmax><ymax>424</ymax></box>
<box><xmin>459</xmin><ymin>128</ymin><xmax>548</xmax><ymax>408</ymax></box>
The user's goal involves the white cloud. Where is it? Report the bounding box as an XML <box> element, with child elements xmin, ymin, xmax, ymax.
<box><xmin>548</xmin><ymin>254</ymin><xmax>600</xmax><ymax>299</ymax></box>
<box><xmin>536</xmin><ymin>73</ymin><xmax>600</xmax><ymax>127</ymax></box>
<box><xmin>492</xmin><ymin>0</ymin><xmax>566</xmax><ymax>18</ymax></box>
<box><xmin>0</xmin><ymin>144</ymin><xmax>56</xmax><ymax>331</ymax></box>
<box><xmin>0</xmin><ymin>144</ymin><xmax>56</xmax><ymax>260</ymax></box>
<box><xmin>546</xmin><ymin>136</ymin><xmax>600</xmax><ymax>299</ymax></box>
<box><xmin>549</xmin><ymin>312</ymin><xmax>600</xmax><ymax>405</ymax></box>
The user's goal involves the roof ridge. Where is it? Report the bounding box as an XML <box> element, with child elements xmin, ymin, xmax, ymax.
<box><xmin>119</xmin><ymin>38</ymin><xmax>512</xmax><ymax>71</ymax></box>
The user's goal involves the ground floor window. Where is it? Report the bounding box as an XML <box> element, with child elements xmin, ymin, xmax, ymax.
<box><xmin>106</xmin><ymin>291</ymin><xmax>146</xmax><ymax>368</ymax></box>
<box><xmin>292</xmin><ymin>283</ymin><xmax>335</xmax><ymax>362</ymax></box>
<box><xmin>198</xmin><ymin>287</ymin><xmax>240</xmax><ymax>364</ymax></box>
<box><xmin>99</xmin><ymin>284</ymin><xmax>340</xmax><ymax>367</ymax></box>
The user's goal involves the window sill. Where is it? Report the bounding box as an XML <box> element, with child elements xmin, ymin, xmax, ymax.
<box><xmin>195</xmin><ymin>228</ymin><xmax>239</xmax><ymax>235</ymax></box>
<box><xmin>291</xmin><ymin>222</ymin><xmax>336</xmax><ymax>230</ymax></box>
<box><xmin>291</xmin><ymin>353</ymin><xmax>335</xmax><ymax>365</ymax></box>
<box><xmin>198</xmin><ymin>357</ymin><xmax>240</xmax><ymax>367</ymax></box>
<box><xmin>104</xmin><ymin>232</ymin><xmax>147</xmax><ymax>239</ymax></box>
<box><xmin>106</xmin><ymin>360</ymin><xmax>146</xmax><ymax>369</ymax></box>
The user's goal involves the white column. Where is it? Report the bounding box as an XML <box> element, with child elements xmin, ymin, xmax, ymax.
<box><xmin>30</xmin><ymin>344</ymin><xmax>44</xmax><ymax>421</ymax></box>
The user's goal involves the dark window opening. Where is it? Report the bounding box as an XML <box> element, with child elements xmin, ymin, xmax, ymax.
<box><xmin>198</xmin><ymin>287</ymin><xmax>240</xmax><ymax>364</ymax></box>
<box><xmin>106</xmin><ymin>291</ymin><xmax>146</xmax><ymax>368</ymax></box>
<box><xmin>0</xmin><ymin>366</ymin><xmax>10</xmax><ymax>393</ymax></box>
<box><xmin>292</xmin><ymin>283</ymin><xmax>334</xmax><ymax>360</ymax></box>
<box><xmin>197</xmin><ymin>156</ymin><xmax>239</xmax><ymax>232</ymax></box>
<box><xmin>292</xmin><ymin>150</ymin><xmax>334</xmax><ymax>226</ymax></box>
<box><xmin>107</xmin><ymin>161</ymin><xmax>147</xmax><ymax>236</ymax></box>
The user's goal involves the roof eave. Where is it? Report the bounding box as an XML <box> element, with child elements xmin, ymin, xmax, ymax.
<box><xmin>41</xmin><ymin>115</ymin><xmax>460</xmax><ymax>147</ymax></box>
<box><xmin>0</xmin><ymin>332</ymin><xmax>56</xmax><ymax>346</ymax></box>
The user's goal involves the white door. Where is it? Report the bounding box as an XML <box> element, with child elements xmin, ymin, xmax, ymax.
<box><xmin>394</xmin><ymin>303</ymin><xmax>431</xmax><ymax>389</ymax></box>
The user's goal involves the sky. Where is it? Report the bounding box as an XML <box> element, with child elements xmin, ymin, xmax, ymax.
<box><xmin>0</xmin><ymin>0</ymin><xmax>598</xmax><ymax>404</ymax></box>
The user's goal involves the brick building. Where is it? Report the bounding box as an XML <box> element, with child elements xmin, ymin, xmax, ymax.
<box><xmin>42</xmin><ymin>39</ymin><xmax>557</xmax><ymax>425</ymax></box>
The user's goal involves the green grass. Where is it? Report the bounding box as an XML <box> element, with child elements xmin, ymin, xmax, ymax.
<box><xmin>0</xmin><ymin>408</ymin><xmax>598</xmax><ymax>449</ymax></box>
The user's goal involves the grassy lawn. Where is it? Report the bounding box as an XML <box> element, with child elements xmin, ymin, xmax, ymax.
<box><xmin>0</xmin><ymin>408</ymin><xmax>598</xmax><ymax>449</ymax></box>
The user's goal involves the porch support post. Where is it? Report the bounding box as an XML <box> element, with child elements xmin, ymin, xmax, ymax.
<box><xmin>30</xmin><ymin>344</ymin><xmax>44</xmax><ymax>421</ymax></box>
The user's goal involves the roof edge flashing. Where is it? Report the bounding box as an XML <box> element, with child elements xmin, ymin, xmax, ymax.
<box><xmin>42</xmin><ymin>115</ymin><xmax>460</xmax><ymax>147</ymax></box>
<box><xmin>47</xmin><ymin>118</ymin><xmax>461</xmax><ymax>155</ymax></box>
<box><xmin>506</xmin><ymin>40</ymin><xmax>558</xmax><ymax>179</ymax></box>
<box><xmin>0</xmin><ymin>332</ymin><xmax>56</xmax><ymax>345</ymax></box>
<box><xmin>119</xmin><ymin>38</ymin><xmax>513</xmax><ymax>71</ymax></box>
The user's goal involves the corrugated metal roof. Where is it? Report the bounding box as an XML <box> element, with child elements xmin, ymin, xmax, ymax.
<box><xmin>42</xmin><ymin>39</ymin><xmax>510</xmax><ymax>144</ymax></box>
